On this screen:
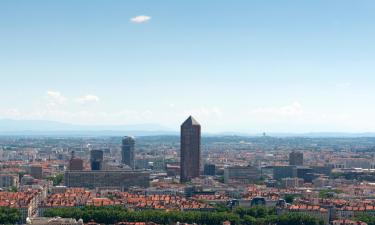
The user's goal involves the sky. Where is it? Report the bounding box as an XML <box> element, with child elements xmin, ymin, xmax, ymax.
<box><xmin>0</xmin><ymin>0</ymin><xmax>375</xmax><ymax>133</ymax></box>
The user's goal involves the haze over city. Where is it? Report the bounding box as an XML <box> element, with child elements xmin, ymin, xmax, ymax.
<box><xmin>1</xmin><ymin>0</ymin><xmax>375</xmax><ymax>133</ymax></box>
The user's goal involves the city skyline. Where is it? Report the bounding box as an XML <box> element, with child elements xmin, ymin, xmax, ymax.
<box><xmin>1</xmin><ymin>1</ymin><xmax>375</xmax><ymax>133</ymax></box>
<box><xmin>1</xmin><ymin>1</ymin><xmax>375</xmax><ymax>225</ymax></box>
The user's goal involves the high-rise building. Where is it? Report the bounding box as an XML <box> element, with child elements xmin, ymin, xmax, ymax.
<box><xmin>289</xmin><ymin>151</ymin><xmax>303</xmax><ymax>166</ymax></box>
<box><xmin>180</xmin><ymin>116</ymin><xmax>201</xmax><ymax>182</ymax></box>
<box><xmin>204</xmin><ymin>164</ymin><xmax>216</xmax><ymax>176</ymax></box>
<box><xmin>122</xmin><ymin>136</ymin><xmax>135</xmax><ymax>169</ymax></box>
<box><xmin>69</xmin><ymin>151</ymin><xmax>83</xmax><ymax>171</ymax></box>
<box><xmin>90</xmin><ymin>150</ymin><xmax>104</xmax><ymax>171</ymax></box>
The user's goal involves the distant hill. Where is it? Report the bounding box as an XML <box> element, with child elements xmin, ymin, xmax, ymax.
<box><xmin>0</xmin><ymin>119</ymin><xmax>375</xmax><ymax>137</ymax></box>
<box><xmin>266</xmin><ymin>132</ymin><xmax>375</xmax><ymax>138</ymax></box>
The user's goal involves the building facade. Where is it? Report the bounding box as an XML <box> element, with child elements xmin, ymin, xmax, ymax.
<box><xmin>64</xmin><ymin>170</ymin><xmax>150</xmax><ymax>190</ymax></box>
<box><xmin>69</xmin><ymin>151</ymin><xmax>83</xmax><ymax>171</ymax></box>
<box><xmin>90</xmin><ymin>150</ymin><xmax>104</xmax><ymax>171</ymax></box>
<box><xmin>289</xmin><ymin>151</ymin><xmax>303</xmax><ymax>166</ymax></box>
<box><xmin>224</xmin><ymin>166</ymin><xmax>261</xmax><ymax>184</ymax></box>
<box><xmin>296</xmin><ymin>167</ymin><xmax>315</xmax><ymax>183</ymax></box>
<box><xmin>273</xmin><ymin>166</ymin><xmax>297</xmax><ymax>180</ymax></box>
<box><xmin>0</xmin><ymin>174</ymin><xmax>19</xmax><ymax>189</ymax></box>
<box><xmin>204</xmin><ymin>164</ymin><xmax>216</xmax><ymax>176</ymax></box>
<box><xmin>281</xmin><ymin>177</ymin><xmax>304</xmax><ymax>188</ymax></box>
<box><xmin>122</xmin><ymin>136</ymin><xmax>135</xmax><ymax>169</ymax></box>
<box><xmin>180</xmin><ymin>116</ymin><xmax>201</xmax><ymax>182</ymax></box>
<box><xmin>29</xmin><ymin>165</ymin><xmax>43</xmax><ymax>179</ymax></box>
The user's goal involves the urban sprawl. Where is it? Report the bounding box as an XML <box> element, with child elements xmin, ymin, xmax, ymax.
<box><xmin>1</xmin><ymin>117</ymin><xmax>375</xmax><ymax>225</ymax></box>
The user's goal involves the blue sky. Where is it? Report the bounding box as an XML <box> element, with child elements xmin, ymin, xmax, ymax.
<box><xmin>1</xmin><ymin>0</ymin><xmax>375</xmax><ymax>133</ymax></box>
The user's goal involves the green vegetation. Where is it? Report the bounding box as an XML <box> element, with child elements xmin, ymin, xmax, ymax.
<box><xmin>233</xmin><ymin>206</ymin><xmax>322</xmax><ymax>225</ymax></box>
<box><xmin>318</xmin><ymin>189</ymin><xmax>343</xmax><ymax>198</ymax></box>
<box><xmin>355</xmin><ymin>214</ymin><xmax>375</xmax><ymax>225</ymax></box>
<box><xmin>284</xmin><ymin>194</ymin><xmax>297</xmax><ymax>204</ymax></box>
<box><xmin>45</xmin><ymin>206</ymin><xmax>239</xmax><ymax>225</ymax></box>
<box><xmin>214</xmin><ymin>203</ymin><xmax>231</xmax><ymax>213</ymax></box>
<box><xmin>45</xmin><ymin>205</ymin><xmax>323</xmax><ymax>225</ymax></box>
<box><xmin>8</xmin><ymin>186</ymin><xmax>18</xmax><ymax>192</ymax></box>
<box><xmin>254</xmin><ymin>176</ymin><xmax>266</xmax><ymax>185</ymax></box>
<box><xmin>0</xmin><ymin>207</ymin><xmax>21</xmax><ymax>224</ymax></box>
<box><xmin>234</xmin><ymin>206</ymin><xmax>276</xmax><ymax>219</ymax></box>
<box><xmin>275</xmin><ymin>213</ymin><xmax>324</xmax><ymax>225</ymax></box>
<box><xmin>47</xmin><ymin>173</ymin><xmax>64</xmax><ymax>186</ymax></box>
<box><xmin>330</xmin><ymin>172</ymin><xmax>344</xmax><ymax>179</ymax></box>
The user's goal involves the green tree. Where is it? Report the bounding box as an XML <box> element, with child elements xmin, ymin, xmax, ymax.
<box><xmin>47</xmin><ymin>173</ymin><xmax>64</xmax><ymax>186</ymax></box>
<box><xmin>8</xmin><ymin>186</ymin><xmax>18</xmax><ymax>192</ymax></box>
<box><xmin>0</xmin><ymin>207</ymin><xmax>21</xmax><ymax>224</ymax></box>
<box><xmin>242</xmin><ymin>215</ymin><xmax>257</xmax><ymax>225</ymax></box>
<box><xmin>355</xmin><ymin>214</ymin><xmax>375</xmax><ymax>225</ymax></box>
<box><xmin>284</xmin><ymin>194</ymin><xmax>296</xmax><ymax>204</ymax></box>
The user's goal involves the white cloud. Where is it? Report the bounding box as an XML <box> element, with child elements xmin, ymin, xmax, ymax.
<box><xmin>247</xmin><ymin>102</ymin><xmax>358</xmax><ymax>132</ymax></box>
<box><xmin>46</xmin><ymin>91</ymin><xmax>67</xmax><ymax>107</ymax></box>
<box><xmin>251</xmin><ymin>102</ymin><xmax>303</xmax><ymax>117</ymax></box>
<box><xmin>130</xmin><ymin>15</ymin><xmax>151</xmax><ymax>23</ymax></box>
<box><xmin>183</xmin><ymin>106</ymin><xmax>223</xmax><ymax>119</ymax></box>
<box><xmin>0</xmin><ymin>108</ymin><xmax>22</xmax><ymax>118</ymax></box>
<box><xmin>75</xmin><ymin>94</ymin><xmax>100</xmax><ymax>104</ymax></box>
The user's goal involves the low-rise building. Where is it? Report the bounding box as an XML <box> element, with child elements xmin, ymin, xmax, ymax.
<box><xmin>26</xmin><ymin>217</ymin><xmax>84</xmax><ymax>225</ymax></box>
<box><xmin>281</xmin><ymin>177</ymin><xmax>304</xmax><ymax>188</ymax></box>
<box><xmin>224</xmin><ymin>166</ymin><xmax>260</xmax><ymax>184</ymax></box>
<box><xmin>279</xmin><ymin>204</ymin><xmax>330</xmax><ymax>225</ymax></box>
<box><xmin>0</xmin><ymin>173</ymin><xmax>19</xmax><ymax>189</ymax></box>
<box><xmin>64</xmin><ymin>170</ymin><xmax>150</xmax><ymax>190</ymax></box>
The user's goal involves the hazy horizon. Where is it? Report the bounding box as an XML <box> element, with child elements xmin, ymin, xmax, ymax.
<box><xmin>1</xmin><ymin>1</ymin><xmax>375</xmax><ymax>133</ymax></box>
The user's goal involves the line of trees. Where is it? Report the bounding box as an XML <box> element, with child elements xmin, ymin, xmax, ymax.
<box><xmin>355</xmin><ymin>214</ymin><xmax>375</xmax><ymax>225</ymax></box>
<box><xmin>44</xmin><ymin>205</ymin><xmax>323</xmax><ymax>225</ymax></box>
<box><xmin>45</xmin><ymin>206</ymin><xmax>239</xmax><ymax>225</ymax></box>
<box><xmin>0</xmin><ymin>207</ymin><xmax>21</xmax><ymax>224</ymax></box>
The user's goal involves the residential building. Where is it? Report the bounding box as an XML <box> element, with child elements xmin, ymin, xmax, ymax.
<box><xmin>0</xmin><ymin>174</ymin><xmax>19</xmax><ymax>189</ymax></box>
<box><xmin>281</xmin><ymin>177</ymin><xmax>304</xmax><ymax>188</ymax></box>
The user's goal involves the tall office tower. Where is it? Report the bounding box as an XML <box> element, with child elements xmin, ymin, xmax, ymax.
<box><xmin>180</xmin><ymin>116</ymin><xmax>201</xmax><ymax>182</ymax></box>
<box><xmin>69</xmin><ymin>151</ymin><xmax>83</xmax><ymax>171</ymax></box>
<box><xmin>204</xmin><ymin>164</ymin><xmax>216</xmax><ymax>176</ymax></box>
<box><xmin>90</xmin><ymin>150</ymin><xmax>104</xmax><ymax>171</ymax></box>
<box><xmin>122</xmin><ymin>136</ymin><xmax>135</xmax><ymax>169</ymax></box>
<box><xmin>289</xmin><ymin>151</ymin><xmax>303</xmax><ymax>166</ymax></box>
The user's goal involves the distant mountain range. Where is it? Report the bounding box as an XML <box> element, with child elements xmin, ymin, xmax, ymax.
<box><xmin>0</xmin><ymin>119</ymin><xmax>375</xmax><ymax>137</ymax></box>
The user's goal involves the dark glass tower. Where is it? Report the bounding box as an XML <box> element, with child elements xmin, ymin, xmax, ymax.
<box><xmin>289</xmin><ymin>151</ymin><xmax>303</xmax><ymax>166</ymax></box>
<box><xmin>180</xmin><ymin>116</ymin><xmax>201</xmax><ymax>182</ymax></box>
<box><xmin>122</xmin><ymin>136</ymin><xmax>135</xmax><ymax>169</ymax></box>
<box><xmin>90</xmin><ymin>149</ymin><xmax>104</xmax><ymax>171</ymax></box>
